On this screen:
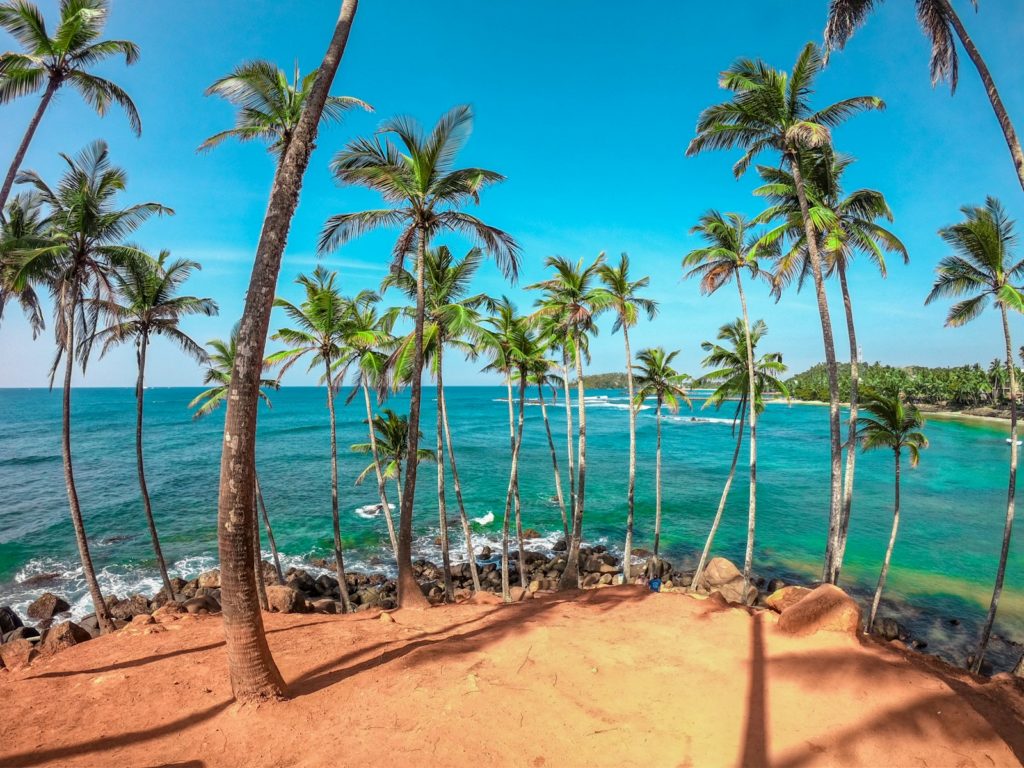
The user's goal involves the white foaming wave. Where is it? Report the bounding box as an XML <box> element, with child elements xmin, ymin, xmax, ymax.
<box><xmin>354</xmin><ymin>502</ymin><xmax>395</xmax><ymax>519</ymax></box>
<box><xmin>472</xmin><ymin>511</ymin><xmax>494</xmax><ymax>525</ymax></box>
<box><xmin>662</xmin><ymin>415</ymin><xmax>733</xmax><ymax>425</ymax></box>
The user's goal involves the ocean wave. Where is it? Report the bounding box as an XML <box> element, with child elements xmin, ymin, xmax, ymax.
<box><xmin>663</xmin><ymin>415</ymin><xmax>734</xmax><ymax>425</ymax></box>
<box><xmin>354</xmin><ymin>502</ymin><xmax>395</xmax><ymax>519</ymax></box>
<box><xmin>0</xmin><ymin>454</ymin><xmax>60</xmax><ymax>467</ymax></box>
<box><xmin>472</xmin><ymin>511</ymin><xmax>494</xmax><ymax>526</ymax></box>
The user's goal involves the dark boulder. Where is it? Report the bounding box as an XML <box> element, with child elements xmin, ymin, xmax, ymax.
<box><xmin>315</xmin><ymin>574</ymin><xmax>339</xmax><ymax>596</ymax></box>
<box><xmin>522</xmin><ymin>528</ymin><xmax>542</xmax><ymax>540</ymax></box>
<box><xmin>18</xmin><ymin>572</ymin><xmax>62</xmax><ymax>588</ymax></box>
<box><xmin>873</xmin><ymin>617</ymin><xmax>905</xmax><ymax>642</ymax></box>
<box><xmin>553</xmin><ymin>538</ymin><xmax>567</xmax><ymax>552</ymax></box>
<box><xmin>27</xmin><ymin>592</ymin><xmax>70</xmax><ymax>621</ymax></box>
<box><xmin>2</xmin><ymin>626</ymin><xmax>39</xmax><ymax>643</ymax></box>
<box><xmin>182</xmin><ymin>595</ymin><xmax>220</xmax><ymax>615</ymax></box>
<box><xmin>0</xmin><ymin>606</ymin><xmax>24</xmax><ymax>634</ymax></box>
<box><xmin>766</xmin><ymin>578</ymin><xmax>787</xmax><ymax>594</ymax></box>
<box><xmin>0</xmin><ymin>638</ymin><xmax>36</xmax><ymax>669</ymax></box>
<box><xmin>286</xmin><ymin>569</ymin><xmax>316</xmax><ymax>594</ymax></box>
<box><xmin>109</xmin><ymin>594</ymin><xmax>151</xmax><ymax>621</ymax></box>
<box><xmin>39</xmin><ymin>621</ymin><xmax>92</xmax><ymax>655</ymax></box>
<box><xmin>266</xmin><ymin>585</ymin><xmax>304</xmax><ymax>614</ymax></box>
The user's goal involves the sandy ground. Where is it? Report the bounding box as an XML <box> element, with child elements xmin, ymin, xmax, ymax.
<box><xmin>1</xmin><ymin>587</ymin><xmax>1022</xmax><ymax>768</ymax></box>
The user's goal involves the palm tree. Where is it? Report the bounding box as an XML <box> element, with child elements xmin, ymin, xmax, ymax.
<box><xmin>11</xmin><ymin>141</ymin><xmax>169</xmax><ymax>635</ymax></box>
<box><xmin>320</xmin><ymin>104</ymin><xmax>519</xmax><ymax>608</ymax></box>
<box><xmin>926</xmin><ymin>196</ymin><xmax>1023</xmax><ymax>674</ymax></box>
<box><xmin>93</xmin><ymin>251</ymin><xmax>217</xmax><ymax>599</ymax></box>
<box><xmin>0</xmin><ymin>0</ymin><xmax>140</xmax><ymax>215</ymax></box>
<box><xmin>528</xmin><ymin>255</ymin><xmax>611</xmax><ymax>590</ymax></box>
<box><xmin>383</xmin><ymin>245</ymin><xmax>489</xmax><ymax>595</ymax></box>
<box><xmin>199</xmin><ymin>59</ymin><xmax>370</xmax><ymax>155</ymax></box>
<box><xmin>691</xmin><ymin>320</ymin><xmax>789</xmax><ymax>594</ymax></box>
<box><xmin>988</xmin><ymin>358</ymin><xmax>1007</xmax><ymax>402</ymax></box>
<box><xmin>530</xmin><ymin>365</ymin><xmax>569</xmax><ymax>540</ymax></box>
<box><xmin>204</xmin><ymin>0</ymin><xmax>359</xmax><ymax>700</ymax></box>
<box><xmin>857</xmin><ymin>390</ymin><xmax>928</xmax><ymax>632</ymax></box>
<box><xmin>755</xmin><ymin>149</ymin><xmax>908</xmax><ymax>579</ymax></box>
<box><xmin>599</xmin><ymin>253</ymin><xmax>658</xmax><ymax>581</ymax></box>
<box><xmin>684</xmin><ymin>211</ymin><xmax>769</xmax><ymax>594</ymax></box>
<box><xmin>268</xmin><ymin>266</ymin><xmax>353</xmax><ymax>613</ymax></box>
<box><xmin>0</xmin><ymin>193</ymin><xmax>46</xmax><ymax>335</ymax></box>
<box><xmin>632</xmin><ymin>348</ymin><xmax>691</xmax><ymax>562</ymax></box>
<box><xmin>823</xmin><ymin>0</ymin><xmax>1024</xmax><ymax>193</ymax></box>
<box><xmin>337</xmin><ymin>291</ymin><xmax>400</xmax><ymax>561</ymax></box>
<box><xmin>188</xmin><ymin>325</ymin><xmax>284</xmax><ymax>587</ymax></box>
<box><xmin>687</xmin><ymin>42</ymin><xmax>884</xmax><ymax>584</ymax></box>
<box><xmin>351</xmin><ymin>408</ymin><xmax>435</xmax><ymax>511</ymax></box>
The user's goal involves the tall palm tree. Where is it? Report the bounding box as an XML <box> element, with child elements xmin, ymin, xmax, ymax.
<box><xmin>684</xmin><ymin>211</ymin><xmax>769</xmax><ymax>594</ymax></box>
<box><xmin>599</xmin><ymin>253</ymin><xmax>658</xmax><ymax>581</ymax></box>
<box><xmin>987</xmin><ymin>357</ymin><xmax>1006</xmax><ymax>402</ymax></box>
<box><xmin>0</xmin><ymin>192</ymin><xmax>46</xmax><ymax>335</ymax></box>
<box><xmin>204</xmin><ymin>0</ymin><xmax>359</xmax><ymax>701</ymax></box>
<box><xmin>0</xmin><ymin>0</ymin><xmax>140</xmax><ymax>215</ymax></box>
<box><xmin>383</xmin><ymin>245</ymin><xmax>489</xmax><ymax>595</ymax></box>
<box><xmin>199</xmin><ymin>59</ymin><xmax>370</xmax><ymax>155</ymax></box>
<box><xmin>11</xmin><ymin>141</ymin><xmax>169</xmax><ymax>635</ymax></box>
<box><xmin>926</xmin><ymin>196</ymin><xmax>1023</xmax><ymax>674</ymax></box>
<box><xmin>352</xmin><ymin>408</ymin><xmax>435</xmax><ymax>511</ymax></box>
<box><xmin>188</xmin><ymin>325</ymin><xmax>284</xmax><ymax>587</ymax></box>
<box><xmin>857</xmin><ymin>390</ymin><xmax>928</xmax><ymax>632</ymax></box>
<box><xmin>93</xmin><ymin>251</ymin><xmax>217</xmax><ymax>599</ymax></box>
<box><xmin>528</xmin><ymin>255</ymin><xmax>611</xmax><ymax>590</ymax></box>
<box><xmin>632</xmin><ymin>348</ymin><xmax>691</xmax><ymax>561</ymax></box>
<box><xmin>687</xmin><ymin>42</ymin><xmax>884</xmax><ymax>584</ymax></box>
<box><xmin>755</xmin><ymin>149</ymin><xmax>908</xmax><ymax>579</ymax></box>
<box><xmin>530</xmin><ymin>365</ymin><xmax>569</xmax><ymax>540</ymax></box>
<box><xmin>268</xmin><ymin>266</ymin><xmax>353</xmax><ymax>613</ymax></box>
<box><xmin>337</xmin><ymin>291</ymin><xmax>400</xmax><ymax>561</ymax></box>
<box><xmin>319</xmin><ymin>104</ymin><xmax>519</xmax><ymax>608</ymax></box>
<box><xmin>691</xmin><ymin>320</ymin><xmax>789</xmax><ymax>593</ymax></box>
<box><xmin>823</xmin><ymin>0</ymin><xmax>1024</xmax><ymax>193</ymax></box>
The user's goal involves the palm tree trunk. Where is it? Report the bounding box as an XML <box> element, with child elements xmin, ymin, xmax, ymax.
<box><xmin>972</xmin><ymin>306</ymin><xmax>1019</xmax><ymax>673</ymax></box>
<box><xmin>653</xmin><ymin>399</ymin><xmax>663</xmax><ymax>558</ymax></box>
<box><xmin>135</xmin><ymin>335</ymin><xmax>174</xmax><ymax>598</ymax></box>
<box><xmin>623</xmin><ymin>324</ymin><xmax>638</xmax><ymax>581</ymax></box>
<box><xmin>215</xmin><ymin>0</ymin><xmax>358</xmax><ymax>701</ymax></box>
<box><xmin>435</xmin><ymin>356</ymin><xmax>455</xmax><ymax>601</ymax></box>
<box><xmin>505</xmin><ymin>374</ymin><xmax>524</xmax><ymax>582</ymax></box>
<box><xmin>692</xmin><ymin>404</ymin><xmax>747</xmax><ymax>590</ymax></box>
<box><xmin>0</xmin><ymin>78</ymin><xmax>57</xmax><ymax>218</ymax></box>
<box><xmin>868</xmin><ymin>450</ymin><xmax>901</xmax><ymax>631</ymax></box>
<box><xmin>514</xmin><ymin>372</ymin><xmax>528</xmax><ymax>588</ymax></box>
<box><xmin>937</xmin><ymin>0</ymin><xmax>1024</xmax><ymax>193</ymax></box>
<box><xmin>396</xmin><ymin>228</ymin><xmax>431</xmax><ymax>609</ymax></box>
<box><xmin>439</xmin><ymin>362</ymin><xmax>481</xmax><ymax>591</ymax></box>
<box><xmin>361</xmin><ymin>373</ymin><xmax>399</xmax><ymax>561</ymax></box>
<box><xmin>254</xmin><ymin>474</ymin><xmax>284</xmax><ymax>585</ymax></box>
<box><xmin>538</xmin><ymin>382</ymin><xmax>569</xmax><ymax>540</ymax></box>
<box><xmin>559</xmin><ymin>339</ymin><xmax>588</xmax><ymax>590</ymax></box>
<box><xmin>789</xmin><ymin>154</ymin><xmax>843</xmax><ymax>584</ymax></box>
<box><xmin>834</xmin><ymin>260</ymin><xmax>860</xmax><ymax>578</ymax></box>
<box><xmin>501</xmin><ymin>372</ymin><xmax>528</xmax><ymax>601</ymax></box>
<box><xmin>735</xmin><ymin>272</ymin><xmax>758</xmax><ymax>596</ymax></box>
<box><xmin>324</xmin><ymin>359</ymin><xmax>352</xmax><ymax>613</ymax></box>
<box><xmin>252</xmin><ymin>491</ymin><xmax>269</xmax><ymax>612</ymax></box>
<box><xmin>562</xmin><ymin>357</ymin><xmax>576</xmax><ymax>521</ymax></box>
<box><xmin>61</xmin><ymin>307</ymin><xmax>115</xmax><ymax>634</ymax></box>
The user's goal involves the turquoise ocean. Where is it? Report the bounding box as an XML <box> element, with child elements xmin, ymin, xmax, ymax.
<box><xmin>1</xmin><ymin>386</ymin><xmax>1021</xmax><ymax>669</ymax></box>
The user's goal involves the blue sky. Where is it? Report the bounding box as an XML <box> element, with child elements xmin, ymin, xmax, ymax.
<box><xmin>1</xmin><ymin>0</ymin><xmax>1023</xmax><ymax>387</ymax></box>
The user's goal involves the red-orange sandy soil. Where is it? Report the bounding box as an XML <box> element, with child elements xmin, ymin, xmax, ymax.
<box><xmin>1</xmin><ymin>587</ymin><xmax>1022</xmax><ymax>767</ymax></box>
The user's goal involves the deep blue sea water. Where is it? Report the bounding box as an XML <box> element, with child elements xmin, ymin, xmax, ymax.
<box><xmin>0</xmin><ymin>386</ymin><xmax>1021</xmax><ymax>669</ymax></box>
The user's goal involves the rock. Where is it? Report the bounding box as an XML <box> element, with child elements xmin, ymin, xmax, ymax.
<box><xmin>873</xmin><ymin>617</ymin><xmax>905</xmax><ymax>642</ymax></box>
<box><xmin>778</xmin><ymin>584</ymin><xmax>861</xmax><ymax>637</ymax></box>
<box><xmin>698</xmin><ymin>557</ymin><xmax>742</xmax><ymax>589</ymax></box>
<box><xmin>26</xmin><ymin>592</ymin><xmax>70</xmax><ymax>621</ymax></box>
<box><xmin>766</xmin><ymin>578</ymin><xmax>787</xmax><ymax>594</ymax></box>
<box><xmin>509</xmin><ymin>586</ymin><xmax>527</xmax><ymax>602</ymax></box>
<box><xmin>0</xmin><ymin>606</ymin><xmax>24</xmax><ymax>634</ymax></box>
<box><xmin>286</xmin><ymin>569</ymin><xmax>316</xmax><ymax>594</ymax></box>
<box><xmin>196</xmin><ymin>569</ymin><xmax>220</xmax><ymax>589</ymax></box>
<box><xmin>478</xmin><ymin>546</ymin><xmax>493</xmax><ymax>559</ymax></box>
<box><xmin>315</xmin><ymin>574</ymin><xmax>340</xmax><ymax>597</ymax></box>
<box><xmin>18</xmin><ymin>572</ymin><xmax>62</xmax><ymax>588</ymax></box>
<box><xmin>182</xmin><ymin>595</ymin><xmax>220</xmax><ymax>615</ymax></box>
<box><xmin>152</xmin><ymin>602</ymin><xmax>186</xmax><ymax>619</ymax></box>
<box><xmin>528</xmin><ymin>579</ymin><xmax>542</xmax><ymax>594</ymax></box>
<box><xmin>266</xmin><ymin>585</ymin><xmax>304</xmax><ymax>614</ymax></box>
<box><xmin>765</xmin><ymin>586</ymin><xmax>812</xmax><ymax>613</ymax></box>
<box><xmin>311</xmin><ymin>599</ymin><xmax>338</xmax><ymax>614</ymax></box>
<box><xmin>0</xmin><ymin>639</ymin><xmax>36</xmax><ymax>669</ymax></box>
<box><xmin>553</xmin><ymin>538</ymin><xmax>567</xmax><ymax>552</ymax></box>
<box><xmin>78</xmin><ymin>613</ymin><xmax>100</xmax><ymax>638</ymax></box>
<box><xmin>39</xmin><ymin>621</ymin><xmax>92</xmax><ymax>655</ymax></box>
<box><xmin>109</xmin><ymin>594</ymin><xmax>151</xmax><ymax>620</ymax></box>
<box><xmin>2</xmin><ymin>626</ymin><xmax>39</xmax><ymax>644</ymax></box>
<box><xmin>522</xmin><ymin>528</ymin><xmax>542</xmax><ymax>539</ymax></box>
<box><xmin>379</xmin><ymin>612</ymin><xmax>395</xmax><ymax>623</ymax></box>
<box><xmin>582</xmin><ymin>573</ymin><xmax>602</xmax><ymax>588</ymax></box>
<box><xmin>131</xmin><ymin>614</ymin><xmax>155</xmax><ymax>626</ymax></box>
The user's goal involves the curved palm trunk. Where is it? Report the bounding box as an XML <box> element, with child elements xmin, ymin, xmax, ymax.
<box><xmin>254</xmin><ymin>474</ymin><xmax>284</xmax><ymax>585</ymax></box>
<box><xmin>435</xmin><ymin>359</ymin><xmax>455</xmax><ymax>601</ymax></box>
<box><xmin>538</xmin><ymin>383</ymin><xmax>569</xmax><ymax>539</ymax></box>
<box><xmin>653</xmin><ymin>398</ymin><xmax>663</xmax><ymax>557</ymax></box>
<box><xmin>395</xmin><ymin>230</ymin><xmax>431</xmax><ymax>609</ymax></box>
<box><xmin>501</xmin><ymin>372</ymin><xmax>528</xmax><ymax>600</ymax></box>
<box><xmin>972</xmin><ymin>306</ymin><xmax>1018</xmax><ymax>673</ymax></box>
<box><xmin>834</xmin><ymin>260</ymin><xmax>860</xmax><ymax>578</ymax></box>
<box><xmin>623</xmin><ymin>325</ymin><xmax>638</xmax><ymax>581</ymax></box>
<box><xmin>937</xmin><ymin>0</ymin><xmax>1024</xmax><ymax>193</ymax></box>
<box><xmin>361</xmin><ymin>374</ymin><xmax>399</xmax><ymax>561</ymax></box>
<box><xmin>559</xmin><ymin>339</ymin><xmax>588</xmax><ymax>590</ymax></box>
<box><xmin>215</xmin><ymin>0</ymin><xmax>358</xmax><ymax>701</ymax></box>
<box><xmin>735</xmin><ymin>272</ymin><xmax>758</xmax><ymax>595</ymax></box>
<box><xmin>562</xmin><ymin>358</ymin><xmax>576</xmax><ymax>522</ymax></box>
<box><xmin>439</xmin><ymin>362</ymin><xmax>481</xmax><ymax>592</ymax></box>
<box><xmin>62</xmin><ymin>310</ymin><xmax>115</xmax><ymax>634</ymax></box>
<box><xmin>692</xmin><ymin>405</ymin><xmax>747</xmax><ymax>589</ymax></box>
<box><xmin>135</xmin><ymin>335</ymin><xmax>174</xmax><ymax>598</ymax></box>
<box><xmin>789</xmin><ymin>155</ymin><xmax>843</xmax><ymax>584</ymax></box>
<box><xmin>505</xmin><ymin>375</ymin><xmax>525</xmax><ymax>583</ymax></box>
<box><xmin>0</xmin><ymin>78</ymin><xmax>57</xmax><ymax>218</ymax></box>
<box><xmin>252</xmin><ymin>493</ymin><xmax>269</xmax><ymax>612</ymax></box>
<box><xmin>868</xmin><ymin>449</ymin><xmax>900</xmax><ymax>632</ymax></box>
<box><xmin>514</xmin><ymin>374</ymin><xmax>528</xmax><ymax>589</ymax></box>
<box><xmin>324</xmin><ymin>360</ymin><xmax>352</xmax><ymax>613</ymax></box>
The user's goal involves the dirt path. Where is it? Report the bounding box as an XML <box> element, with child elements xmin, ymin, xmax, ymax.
<box><xmin>1</xmin><ymin>587</ymin><xmax>1021</xmax><ymax>767</ymax></box>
